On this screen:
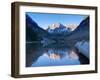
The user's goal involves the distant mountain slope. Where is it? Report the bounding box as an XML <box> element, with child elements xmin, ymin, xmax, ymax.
<box><xmin>67</xmin><ymin>17</ymin><xmax>89</xmax><ymax>40</ymax></box>
<box><xmin>64</xmin><ymin>17</ymin><xmax>89</xmax><ymax>46</ymax></box>
<box><xmin>26</xmin><ymin>14</ymin><xmax>48</xmax><ymax>41</ymax></box>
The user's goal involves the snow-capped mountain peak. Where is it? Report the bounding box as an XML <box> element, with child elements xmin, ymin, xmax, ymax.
<box><xmin>49</xmin><ymin>23</ymin><xmax>65</xmax><ymax>30</ymax></box>
<box><xmin>47</xmin><ymin>23</ymin><xmax>69</xmax><ymax>34</ymax></box>
<box><xmin>65</xmin><ymin>24</ymin><xmax>78</xmax><ymax>31</ymax></box>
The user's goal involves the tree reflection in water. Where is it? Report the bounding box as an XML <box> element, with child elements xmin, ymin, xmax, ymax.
<box><xmin>68</xmin><ymin>48</ymin><xmax>79</xmax><ymax>60</ymax></box>
<box><xmin>26</xmin><ymin>43</ymin><xmax>89</xmax><ymax>67</ymax></box>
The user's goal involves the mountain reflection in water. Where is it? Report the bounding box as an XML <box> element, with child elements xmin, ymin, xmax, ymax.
<box><xmin>26</xmin><ymin>43</ymin><xmax>89</xmax><ymax>67</ymax></box>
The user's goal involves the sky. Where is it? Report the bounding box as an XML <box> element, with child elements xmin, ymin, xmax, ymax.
<box><xmin>26</xmin><ymin>12</ymin><xmax>88</xmax><ymax>29</ymax></box>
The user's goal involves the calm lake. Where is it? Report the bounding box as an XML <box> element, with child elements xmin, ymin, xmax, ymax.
<box><xmin>26</xmin><ymin>43</ymin><xmax>89</xmax><ymax>67</ymax></box>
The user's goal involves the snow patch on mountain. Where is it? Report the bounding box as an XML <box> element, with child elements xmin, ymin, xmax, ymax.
<box><xmin>65</xmin><ymin>24</ymin><xmax>79</xmax><ymax>31</ymax></box>
<box><xmin>47</xmin><ymin>23</ymin><xmax>70</xmax><ymax>34</ymax></box>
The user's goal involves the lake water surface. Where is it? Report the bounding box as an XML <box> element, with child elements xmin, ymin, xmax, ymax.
<box><xmin>26</xmin><ymin>43</ymin><xmax>89</xmax><ymax>67</ymax></box>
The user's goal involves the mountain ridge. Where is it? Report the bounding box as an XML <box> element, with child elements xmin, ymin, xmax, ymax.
<box><xmin>26</xmin><ymin>13</ymin><xmax>89</xmax><ymax>47</ymax></box>
<box><xmin>47</xmin><ymin>23</ymin><xmax>70</xmax><ymax>34</ymax></box>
